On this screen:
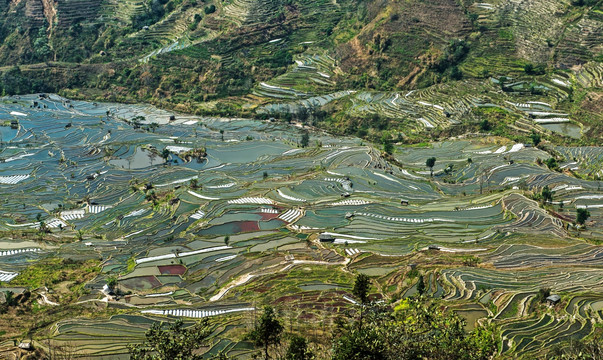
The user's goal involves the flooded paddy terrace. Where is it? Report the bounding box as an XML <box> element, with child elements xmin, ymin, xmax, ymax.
<box><xmin>1</xmin><ymin>95</ymin><xmax>602</xmax><ymax>357</ymax></box>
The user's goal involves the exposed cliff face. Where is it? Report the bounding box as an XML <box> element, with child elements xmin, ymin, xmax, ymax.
<box><xmin>40</xmin><ymin>0</ymin><xmax>57</xmax><ymax>28</ymax></box>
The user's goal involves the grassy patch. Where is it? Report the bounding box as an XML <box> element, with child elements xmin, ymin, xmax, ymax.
<box><xmin>11</xmin><ymin>258</ymin><xmax>101</xmax><ymax>290</ymax></box>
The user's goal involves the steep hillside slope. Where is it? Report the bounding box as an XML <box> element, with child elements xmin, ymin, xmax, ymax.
<box><xmin>0</xmin><ymin>0</ymin><xmax>601</xmax><ymax>144</ymax></box>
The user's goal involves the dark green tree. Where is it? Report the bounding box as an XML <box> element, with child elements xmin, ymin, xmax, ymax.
<box><xmin>285</xmin><ymin>335</ymin><xmax>313</xmax><ymax>360</ymax></box>
<box><xmin>541</xmin><ymin>185</ymin><xmax>553</xmax><ymax>204</ymax></box>
<box><xmin>300</xmin><ymin>132</ymin><xmax>310</xmax><ymax>148</ymax></box>
<box><xmin>416</xmin><ymin>275</ymin><xmax>426</xmax><ymax>296</ymax></box>
<box><xmin>353</xmin><ymin>273</ymin><xmax>371</xmax><ymax>330</ymax></box>
<box><xmin>530</xmin><ymin>132</ymin><xmax>541</xmax><ymax>146</ymax></box>
<box><xmin>383</xmin><ymin>141</ymin><xmax>394</xmax><ymax>155</ymax></box>
<box><xmin>204</xmin><ymin>4</ymin><xmax>216</xmax><ymax>14</ymax></box>
<box><xmin>577</xmin><ymin>208</ymin><xmax>590</xmax><ymax>225</ymax></box>
<box><xmin>4</xmin><ymin>291</ymin><xmax>16</xmax><ymax>307</ymax></box>
<box><xmin>536</xmin><ymin>288</ymin><xmax>551</xmax><ymax>303</ymax></box>
<box><xmin>106</xmin><ymin>276</ymin><xmax>118</xmax><ymax>291</ymax></box>
<box><xmin>353</xmin><ymin>274</ymin><xmax>370</xmax><ymax>305</ymax></box>
<box><xmin>33</xmin><ymin>27</ymin><xmax>52</xmax><ymax>60</ymax></box>
<box><xmin>450</xmin><ymin>66</ymin><xmax>463</xmax><ymax>80</ymax></box>
<box><xmin>426</xmin><ymin>157</ymin><xmax>436</xmax><ymax>177</ymax></box>
<box><xmin>128</xmin><ymin>319</ymin><xmax>211</xmax><ymax>360</ymax></box>
<box><xmin>545</xmin><ymin>158</ymin><xmax>559</xmax><ymax>171</ymax></box>
<box><xmin>161</xmin><ymin>148</ymin><xmax>170</xmax><ymax>162</ymax></box>
<box><xmin>248</xmin><ymin>306</ymin><xmax>283</xmax><ymax>360</ymax></box>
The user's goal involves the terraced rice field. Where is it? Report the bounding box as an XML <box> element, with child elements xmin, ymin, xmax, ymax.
<box><xmin>1</xmin><ymin>94</ymin><xmax>602</xmax><ymax>357</ymax></box>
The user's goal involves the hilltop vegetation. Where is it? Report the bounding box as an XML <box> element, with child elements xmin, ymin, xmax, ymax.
<box><xmin>0</xmin><ymin>0</ymin><xmax>601</xmax><ymax>144</ymax></box>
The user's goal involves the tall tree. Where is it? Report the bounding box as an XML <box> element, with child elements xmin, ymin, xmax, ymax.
<box><xmin>248</xmin><ymin>306</ymin><xmax>283</xmax><ymax>360</ymax></box>
<box><xmin>426</xmin><ymin>157</ymin><xmax>436</xmax><ymax>177</ymax></box>
<box><xmin>353</xmin><ymin>273</ymin><xmax>371</xmax><ymax>330</ymax></box>
<box><xmin>300</xmin><ymin>132</ymin><xmax>310</xmax><ymax>148</ymax></box>
<box><xmin>161</xmin><ymin>148</ymin><xmax>170</xmax><ymax>162</ymax></box>
<box><xmin>128</xmin><ymin>319</ymin><xmax>211</xmax><ymax>360</ymax></box>
<box><xmin>577</xmin><ymin>208</ymin><xmax>590</xmax><ymax>225</ymax></box>
<box><xmin>416</xmin><ymin>275</ymin><xmax>426</xmax><ymax>296</ymax></box>
<box><xmin>541</xmin><ymin>185</ymin><xmax>553</xmax><ymax>204</ymax></box>
<box><xmin>530</xmin><ymin>132</ymin><xmax>541</xmax><ymax>146</ymax></box>
<box><xmin>353</xmin><ymin>274</ymin><xmax>370</xmax><ymax>305</ymax></box>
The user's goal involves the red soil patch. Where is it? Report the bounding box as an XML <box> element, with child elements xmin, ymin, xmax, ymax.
<box><xmin>158</xmin><ymin>265</ymin><xmax>187</xmax><ymax>275</ymax></box>
<box><xmin>239</xmin><ymin>221</ymin><xmax>260</xmax><ymax>232</ymax></box>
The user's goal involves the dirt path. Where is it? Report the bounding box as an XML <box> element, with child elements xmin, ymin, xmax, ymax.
<box><xmin>39</xmin><ymin>292</ymin><xmax>59</xmax><ymax>306</ymax></box>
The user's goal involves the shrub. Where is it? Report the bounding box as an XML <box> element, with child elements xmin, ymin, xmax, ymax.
<box><xmin>204</xmin><ymin>5</ymin><xmax>216</xmax><ymax>14</ymax></box>
<box><xmin>536</xmin><ymin>288</ymin><xmax>551</xmax><ymax>303</ymax></box>
<box><xmin>577</xmin><ymin>208</ymin><xmax>590</xmax><ymax>225</ymax></box>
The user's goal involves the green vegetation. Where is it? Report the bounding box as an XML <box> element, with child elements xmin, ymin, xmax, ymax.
<box><xmin>0</xmin><ymin>0</ymin><xmax>599</xmax><ymax>146</ymax></box>
<box><xmin>0</xmin><ymin>97</ymin><xmax>601</xmax><ymax>358</ymax></box>
<box><xmin>128</xmin><ymin>319</ymin><xmax>211</xmax><ymax>360</ymax></box>
<box><xmin>285</xmin><ymin>335</ymin><xmax>313</xmax><ymax>360</ymax></box>
<box><xmin>577</xmin><ymin>208</ymin><xmax>591</xmax><ymax>225</ymax></box>
<box><xmin>248</xmin><ymin>306</ymin><xmax>284</xmax><ymax>360</ymax></box>
<box><xmin>536</xmin><ymin>288</ymin><xmax>551</xmax><ymax>303</ymax></box>
<box><xmin>416</xmin><ymin>274</ymin><xmax>425</xmax><ymax>295</ymax></box>
<box><xmin>332</xmin><ymin>298</ymin><xmax>498</xmax><ymax>360</ymax></box>
<box><xmin>300</xmin><ymin>132</ymin><xmax>310</xmax><ymax>148</ymax></box>
<box><xmin>541</xmin><ymin>186</ymin><xmax>553</xmax><ymax>204</ymax></box>
<box><xmin>426</xmin><ymin>157</ymin><xmax>436</xmax><ymax>177</ymax></box>
<box><xmin>11</xmin><ymin>258</ymin><xmax>100</xmax><ymax>290</ymax></box>
<box><xmin>548</xmin><ymin>331</ymin><xmax>603</xmax><ymax>360</ymax></box>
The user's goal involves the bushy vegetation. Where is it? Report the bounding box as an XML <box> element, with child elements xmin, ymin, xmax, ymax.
<box><xmin>332</xmin><ymin>298</ymin><xmax>497</xmax><ymax>360</ymax></box>
<box><xmin>11</xmin><ymin>258</ymin><xmax>100</xmax><ymax>289</ymax></box>
<box><xmin>128</xmin><ymin>319</ymin><xmax>212</xmax><ymax>359</ymax></box>
<box><xmin>132</xmin><ymin>0</ymin><xmax>170</xmax><ymax>30</ymax></box>
<box><xmin>577</xmin><ymin>208</ymin><xmax>590</xmax><ymax>225</ymax></box>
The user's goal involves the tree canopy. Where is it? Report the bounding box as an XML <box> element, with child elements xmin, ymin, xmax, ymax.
<box><xmin>426</xmin><ymin>157</ymin><xmax>437</xmax><ymax>176</ymax></box>
<box><xmin>577</xmin><ymin>208</ymin><xmax>591</xmax><ymax>225</ymax></box>
<box><xmin>332</xmin><ymin>298</ymin><xmax>498</xmax><ymax>360</ymax></box>
<box><xmin>352</xmin><ymin>274</ymin><xmax>370</xmax><ymax>305</ymax></box>
<box><xmin>128</xmin><ymin>319</ymin><xmax>211</xmax><ymax>360</ymax></box>
<box><xmin>285</xmin><ymin>335</ymin><xmax>313</xmax><ymax>360</ymax></box>
<box><xmin>248</xmin><ymin>306</ymin><xmax>284</xmax><ymax>360</ymax></box>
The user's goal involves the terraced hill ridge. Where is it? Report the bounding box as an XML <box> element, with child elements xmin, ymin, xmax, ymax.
<box><xmin>0</xmin><ymin>0</ymin><xmax>600</xmax><ymax>146</ymax></box>
<box><xmin>0</xmin><ymin>1</ymin><xmax>602</xmax><ymax>357</ymax></box>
